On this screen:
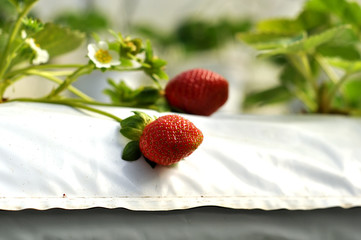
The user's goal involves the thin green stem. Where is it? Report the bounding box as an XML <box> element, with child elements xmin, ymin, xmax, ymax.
<box><xmin>44</xmin><ymin>71</ymin><xmax>74</xmax><ymax>76</ymax></box>
<box><xmin>323</xmin><ymin>71</ymin><xmax>352</xmax><ymax>111</ymax></box>
<box><xmin>0</xmin><ymin>0</ymin><xmax>38</xmax><ymax>81</ymax></box>
<box><xmin>315</xmin><ymin>54</ymin><xmax>338</xmax><ymax>83</ymax></box>
<box><xmin>150</xmin><ymin>74</ymin><xmax>162</xmax><ymax>89</ymax></box>
<box><xmin>24</xmin><ymin>69</ymin><xmax>94</xmax><ymax>101</ymax></box>
<box><xmin>299</xmin><ymin>53</ymin><xmax>317</xmax><ymax>92</ymax></box>
<box><xmin>7</xmin><ymin>98</ymin><xmax>123</xmax><ymax>122</ymax></box>
<box><xmin>112</xmin><ymin>66</ymin><xmax>143</xmax><ymax>72</ymax></box>
<box><xmin>68</xmin><ymin>98</ymin><xmax>135</xmax><ymax>107</ymax></box>
<box><xmin>0</xmin><ymin>80</ymin><xmax>12</xmax><ymax>100</ymax></box>
<box><xmin>294</xmin><ymin>90</ymin><xmax>317</xmax><ymax>112</ymax></box>
<box><xmin>288</xmin><ymin>54</ymin><xmax>318</xmax><ymax>111</ymax></box>
<box><xmin>5</xmin><ymin>64</ymin><xmax>84</xmax><ymax>79</ymax></box>
<box><xmin>70</xmin><ymin>102</ymin><xmax>123</xmax><ymax>122</ymax></box>
<box><xmin>46</xmin><ymin>64</ymin><xmax>93</xmax><ymax>99</ymax></box>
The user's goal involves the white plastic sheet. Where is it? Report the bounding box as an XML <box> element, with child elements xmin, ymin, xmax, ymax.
<box><xmin>1</xmin><ymin>102</ymin><xmax>361</xmax><ymax>211</ymax></box>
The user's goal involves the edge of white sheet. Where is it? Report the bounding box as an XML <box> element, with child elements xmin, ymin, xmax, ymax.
<box><xmin>1</xmin><ymin>102</ymin><xmax>360</xmax><ymax>211</ymax></box>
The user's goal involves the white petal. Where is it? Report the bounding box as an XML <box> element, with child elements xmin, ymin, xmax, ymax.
<box><xmin>25</xmin><ymin>38</ymin><xmax>37</xmax><ymax>49</ymax></box>
<box><xmin>87</xmin><ymin>43</ymin><xmax>98</xmax><ymax>55</ymax></box>
<box><xmin>95</xmin><ymin>62</ymin><xmax>111</xmax><ymax>68</ymax></box>
<box><xmin>98</xmin><ymin>41</ymin><xmax>109</xmax><ymax>50</ymax></box>
<box><xmin>32</xmin><ymin>49</ymin><xmax>49</xmax><ymax>65</ymax></box>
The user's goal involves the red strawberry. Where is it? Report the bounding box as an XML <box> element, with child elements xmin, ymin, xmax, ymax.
<box><xmin>165</xmin><ymin>68</ymin><xmax>229</xmax><ymax>116</ymax></box>
<box><xmin>139</xmin><ymin>114</ymin><xmax>203</xmax><ymax>165</ymax></box>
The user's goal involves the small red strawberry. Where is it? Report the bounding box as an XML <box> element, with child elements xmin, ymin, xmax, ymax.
<box><xmin>120</xmin><ymin>111</ymin><xmax>203</xmax><ymax>166</ymax></box>
<box><xmin>139</xmin><ymin>114</ymin><xmax>203</xmax><ymax>165</ymax></box>
<box><xmin>165</xmin><ymin>68</ymin><xmax>229</xmax><ymax>116</ymax></box>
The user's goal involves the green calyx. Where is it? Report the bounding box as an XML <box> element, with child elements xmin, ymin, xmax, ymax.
<box><xmin>120</xmin><ymin>111</ymin><xmax>154</xmax><ymax>161</ymax></box>
<box><xmin>120</xmin><ymin>111</ymin><xmax>154</xmax><ymax>140</ymax></box>
<box><xmin>122</xmin><ymin>140</ymin><xmax>142</xmax><ymax>161</ymax></box>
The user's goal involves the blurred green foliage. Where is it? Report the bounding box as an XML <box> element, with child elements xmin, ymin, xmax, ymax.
<box><xmin>134</xmin><ymin>17</ymin><xmax>252</xmax><ymax>52</ymax></box>
<box><xmin>0</xmin><ymin>0</ymin><xmax>17</xmax><ymax>28</ymax></box>
<box><xmin>54</xmin><ymin>10</ymin><xmax>110</xmax><ymax>37</ymax></box>
<box><xmin>238</xmin><ymin>0</ymin><xmax>361</xmax><ymax>115</ymax></box>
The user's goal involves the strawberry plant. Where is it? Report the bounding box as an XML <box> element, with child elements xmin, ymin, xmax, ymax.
<box><xmin>238</xmin><ymin>0</ymin><xmax>361</xmax><ymax>115</ymax></box>
<box><xmin>0</xmin><ymin>0</ymin><xmax>168</xmax><ymax>104</ymax></box>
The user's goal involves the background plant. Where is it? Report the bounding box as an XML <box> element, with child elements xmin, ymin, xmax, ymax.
<box><xmin>238</xmin><ymin>0</ymin><xmax>361</xmax><ymax>115</ymax></box>
<box><xmin>134</xmin><ymin>17</ymin><xmax>252</xmax><ymax>53</ymax></box>
<box><xmin>53</xmin><ymin>8</ymin><xmax>110</xmax><ymax>39</ymax></box>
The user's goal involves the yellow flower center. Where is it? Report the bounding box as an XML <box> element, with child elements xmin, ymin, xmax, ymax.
<box><xmin>95</xmin><ymin>49</ymin><xmax>112</xmax><ymax>63</ymax></box>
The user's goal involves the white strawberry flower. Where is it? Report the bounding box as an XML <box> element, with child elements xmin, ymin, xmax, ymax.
<box><xmin>87</xmin><ymin>41</ymin><xmax>120</xmax><ymax>68</ymax></box>
<box><xmin>25</xmin><ymin>38</ymin><xmax>49</xmax><ymax>65</ymax></box>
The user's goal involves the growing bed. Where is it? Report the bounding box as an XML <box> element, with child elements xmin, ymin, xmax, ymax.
<box><xmin>1</xmin><ymin>102</ymin><xmax>361</xmax><ymax>239</ymax></box>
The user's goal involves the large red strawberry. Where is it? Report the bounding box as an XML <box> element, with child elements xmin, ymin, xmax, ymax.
<box><xmin>139</xmin><ymin>114</ymin><xmax>203</xmax><ymax>165</ymax></box>
<box><xmin>165</xmin><ymin>68</ymin><xmax>229</xmax><ymax>116</ymax></box>
<box><xmin>120</xmin><ymin>111</ymin><xmax>203</xmax><ymax>166</ymax></box>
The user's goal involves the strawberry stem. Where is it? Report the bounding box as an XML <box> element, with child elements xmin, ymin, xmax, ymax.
<box><xmin>7</xmin><ymin>98</ymin><xmax>123</xmax><ymax>122</ymax></box>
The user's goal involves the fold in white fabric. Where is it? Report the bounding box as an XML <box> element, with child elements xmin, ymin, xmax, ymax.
<box><xmin>0</xmin><ymin>102</ymin><xmax>360</xmax><ymax>211</ymax></box>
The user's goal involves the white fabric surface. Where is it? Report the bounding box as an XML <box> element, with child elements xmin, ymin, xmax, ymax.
<box><xmin>1</xmin><ymin>102</ymin><xmax>361</xmax><ymax>211</ymax></box>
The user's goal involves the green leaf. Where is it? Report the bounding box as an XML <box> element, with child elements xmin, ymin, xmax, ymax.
<box><xmin>33</xmin><ymin>23</ymin><xmax>85</xmax><ymax>57</ymax></box>
<box><xmin>305</xmin><ymin>0</ymin><xmax>361</xmax><ymax>28</ymax></box>
<box><xmin>103</xmin><ymin>79</ymin><xmax>133</xmax><ymax>104</ymax></box>
<box><xmin>243</xmin><ymin>85</ymin><xmax>294</xmax><ymax>108</ymax></box>
<box><xmin>108</xmin><ymin>41</ymin><xmax>120</xmax><ymax>53</ymax></box>
<box><xmin>9</xmin><ymin>0</ymin><xmax>37</xmax><ymax>8</ymax></box>
<box><xmin>145</xmin><ymin>40</ymin><xmax>153</xmax><ymax>61</ymax></box>
<box><xmin>262</xmin><ymin>25</ymin><xmax>354</xmax><ymax>56</ymax></box>
<box><xmin>296</xmin><ymin>8</ymin><xmax>330</xmax><ymax>32</ymax></box>
<box><xmin>7</xmin><ymin>0</ymin><xmax>19</xmax><ymax>7</ymax></box>
<box><xmin>152</xmin><ymin>68</ymin><xmax>169</xmax><ymax>80</ymax></box>
<box><xmin>326</xmin><ymin>57</ymin><xmax>361</xmax><ymax>73</ymax></box>
<box><xmin>237</xmin><ymin>32</ymin><xmax>301</xmax><ymax>50</ymax></box>
<box><xmin>91</xmin><ymin>32</ymin><xmax>101</xmax><ymax>42</ymax></box>
<box><xmin>108</xmin><ymin>29</ymin><xmax>122</xmax><ymax>42</ymax></box>
<box><xmin>154</xmin><ymin>97</ymin><xmax>171</xmax><ymax>112</ymax></box>
<box><xmin>134</xmin><ymin>87</ymin><xmax>162</xmax><ymax>104</ymax></box>
<box><xmin>342</xmin><ymin>78</ymin><xmax>361</xmax><ymax>108</ymax></box>
<box><xmin>119</xmin><ymin>57</ymin><xmax>133</xmax><ymax>67</ymax></box>
<box><xmin>280</xmin><ymin>63</ymin><xmax>307</xmax><ymax>89</ymax></box>
<box><xmin>104</xmin><ymin>79</ymin><xmax>165</xmax><ymax>109</ymax></box>
<box><xmin>256</xmin><ymin>18</ymin><xmax>304</xmax><ymax>35</ymax></box>
<box><xmin>122</xmin><ymin>141</ymin><xmax>142</xmax><ymax>161</ymax></box>
<box><xmin>305</xmin><ymin>0</ymin><xmax>345</xmax><ymax>14</ymax></box>
<box><xmin>0</xmin><ymin>32</ymin><xmax>8</xmax><ymax>54</ymax></box>
<box><xmin>342</xmin><ymin>2</ymin><xmax>361</xmax><ymax>27</ymax></box>
<box><xmin>141</xmin><ymin>39</ymin><xmax>168</xmax><ymax>82</ymax></box>
<box><xmin>24</xmin><ymin>0</ymin><xmax>37</xmax><ymax>5</ymax></box>
<box><xmin>152</xmin><ymin>58</ymin><xmax>167</xmax><ymax>68</ymax></box>
<box><xmin>317</xmin><ymin>44</ymin><xmax>360</xmax><ymax>60</ymax></box>
<box><xmin>54</xmin><ymin>10</ymin><xmax>110</xmax><ymax>36</ymax></box>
